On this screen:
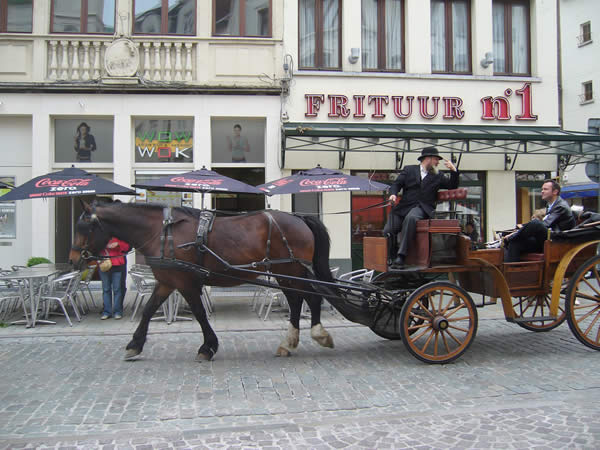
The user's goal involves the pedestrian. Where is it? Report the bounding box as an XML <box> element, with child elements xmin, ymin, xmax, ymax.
<box><xmin>99</xmin><ymin>236</ymin><xmax>130</xmax><ymax>320</ymax></box>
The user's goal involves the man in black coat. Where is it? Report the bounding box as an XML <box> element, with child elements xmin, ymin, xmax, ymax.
<box><xmin>504</xmin><ymin>179</ymin><xmax>575</xmax><ymax>262</ymax></box>
<box><xmin>384</xmin><ymin>147</ymin><xmax>459</xmax><ymax>267</ymax></box>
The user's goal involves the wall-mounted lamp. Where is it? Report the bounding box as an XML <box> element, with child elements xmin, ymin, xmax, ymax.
<box><xmin>480</xmin><ymin>52</ymin><xmax>494</xmax><ymax>68</ymax></box>
<box><xmin>348</xmin><ymin>47</ymin><xmax>360</xmax><ymax>64</ymax></box>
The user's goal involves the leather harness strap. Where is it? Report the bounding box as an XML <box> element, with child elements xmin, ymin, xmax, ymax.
<box><xmin>160</xmin><ymin>207</ymin><xmax>185</xmax><ymax>259</ymax></box>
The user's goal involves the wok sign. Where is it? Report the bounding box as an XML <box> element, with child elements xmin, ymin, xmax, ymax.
<box><xmin>134</xmin><ymin>119</ymin><xmax>194</xmax><ymax>163</ymax></box>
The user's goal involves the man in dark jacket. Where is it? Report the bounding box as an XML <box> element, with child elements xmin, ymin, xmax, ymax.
<box><xmin>384</xmin><ymin>147</ymin><xmax>459</xmax><ymax>267</ymax></box>
<box><xmin>504</xmin><ymin>179</ymin><xmax>575</xmax><ymax>262</ymax></box>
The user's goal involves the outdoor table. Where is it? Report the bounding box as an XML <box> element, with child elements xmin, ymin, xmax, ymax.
<box><xmin>0</xmin><ymin>266</ymin><xmax>61</xmax><ymax>327</ymax></box>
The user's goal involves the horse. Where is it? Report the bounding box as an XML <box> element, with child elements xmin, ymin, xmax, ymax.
<box><xmin>69</xmin><ymin>201</ymin><xmax>338</xmax><ymax>362</ymax></box>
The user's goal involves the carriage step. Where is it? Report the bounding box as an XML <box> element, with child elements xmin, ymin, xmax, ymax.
<box><xmin>507</xmin><ymin>316</ymin><xmax>557</xmax><ymax>323</ymax></box>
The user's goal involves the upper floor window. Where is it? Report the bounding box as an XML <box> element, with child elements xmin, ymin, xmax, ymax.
<box><xmin>214</xmin><ymin>0</ymin><xmax>271</xmax><ymax>37</ymax></box>
<box><xmin>431</xmin><ymin>0</ymin><xmax>471</xmax><ymax>74</ymax></box>
<box><xmin>362</xmin><ymin>0</ymin><xmax>404</xmax><ymax>72</ymax></box>
<box><xmin>581</xmin><ymin>81</ymin><xmax>593</xmax><ymax>104</ymax></box>
<box><xmin>578</xmin><ymin>21</ymin><xmax>592</xmax><ymax>46</ymax></box>
<box><xmin>51</xmin><ymin>0</ymin><xmax>115</xmax><ymax>34</ymax></box>
<box><xmin>1</xmin><ymin>0</ymin><xmax>33</xmax><ymax>33</ymax></box>
<box><xmin>134</xmin><ymin>0</ymin><xmax>195</xmax><ymax>35</ymax></box>
<box><xmin>493</xmin><ymin>0</ymin><xmax>530</xmax><ymax>76</ymax></box>
<box><xmin>299</xmin><ymin>0</ymin><xmax>341</xmax><ymax>70</ymax></box>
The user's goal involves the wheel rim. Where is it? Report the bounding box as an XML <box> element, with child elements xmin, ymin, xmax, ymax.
<box><xmin>567</xmin><ymin>260</ymin><xmax>600</xmax><ymax>349</ymax></box>
<box><xmin>401</xmin><ymin>284</ymin><xmax>476</xmax><ymax>363</ymax></box>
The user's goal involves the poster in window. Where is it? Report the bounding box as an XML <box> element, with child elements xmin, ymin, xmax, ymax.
<box><xmin>134</xmin><ymin>119</ymin><xmax>194</xmax><ymax>163</ymax></box>
<box><xmin>0</xmin><ymin>177</ymin><xmax>16</xmax><ymax>239</ymax></box>
<box><xmin>211</xmin><ymin>118</ymin><xmax>265</xmax><ymax>164</ymax></box>
<box><xmin>55</xmin><ymin>119</ymin><xmax>114</xmax><ymax>163</ymax></box>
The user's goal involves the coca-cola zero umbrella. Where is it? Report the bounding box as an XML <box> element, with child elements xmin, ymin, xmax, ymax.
<box><xmin>257</xmin><ymin>165</ymin><xmax>389</xmax><ymax>195</ymax></box>
<box><xmin>0</xmin><ymin>166</ymin><xmax>135</xmax><ymax>201</ymax></box>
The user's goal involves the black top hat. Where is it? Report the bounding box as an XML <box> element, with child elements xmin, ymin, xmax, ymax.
<box><xmin>418</xmin><ymin>146</ymin><xmax>443</xmax><ymax>161</ymax></box>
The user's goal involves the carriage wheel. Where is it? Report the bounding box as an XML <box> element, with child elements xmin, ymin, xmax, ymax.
<box><xmin>400</xmin><ymin>281</ymin><xmax>477</xmax><ymax>364</ymax></box>
<box><xmin>369</xmin><ymin>297</ymin><xmax>404</xmax><ymax>340</ymax></box>
<box><xmin>565</xmin><ymin>255</ymin><xmax>600</xmax><ymax>351</ymax></box>
<box><xmin>512</xmin><ymin>282</ymin><xmax>567</xmax><ymax>332</ymax></box>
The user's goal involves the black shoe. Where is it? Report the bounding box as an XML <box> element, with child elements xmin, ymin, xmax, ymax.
<box><xmin>392</xmin><ymin>255</ymin><xmax>405</xmax><ymax>268</ymax></box>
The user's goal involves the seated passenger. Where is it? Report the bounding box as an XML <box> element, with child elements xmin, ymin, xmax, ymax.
<box><xmin>504</xmin><ymin>179</ymin><xmax>575</xmax><ymax>262</ymax></box>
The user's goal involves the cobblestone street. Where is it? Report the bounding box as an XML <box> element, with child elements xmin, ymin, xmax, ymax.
<box><xmin>0</xmin><ymin>297</ymin><xmax>599</xmax><ymax>449</ymax></box>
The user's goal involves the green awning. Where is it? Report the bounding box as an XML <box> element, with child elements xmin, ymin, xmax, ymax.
<box><xmin>282</xmin><ymin>123</ymin><xmax>600</xmax><ymax>169</ymax></box>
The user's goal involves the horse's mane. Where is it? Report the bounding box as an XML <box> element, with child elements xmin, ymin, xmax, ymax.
<box><xmin>101</xmin><ymin>201</ymin><xmax>266</xmax><ymax>220</ymax></box>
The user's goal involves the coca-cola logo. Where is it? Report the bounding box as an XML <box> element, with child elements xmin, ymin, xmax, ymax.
<box><xmin>35</xmin><ymin>178</ymin><xmax>92</xmax><ymax>188</ymax></box>
<box><xmin>170</xmin><ymin>177</ymin><xmax>222</xmax><ymax>185</ymax></box>
<box><xmin>273</xmin><ymin>179</ymin><xmax>294</xmax><ymax>187</ymax></box>
<box><xmin>299</xmin><ymin>177</ymin><xmax>347</xmax><ymax>187</ymax></box>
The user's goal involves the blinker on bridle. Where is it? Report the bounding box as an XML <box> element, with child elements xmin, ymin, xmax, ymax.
<box><xmin>71</xmin><ymin>203</ymin><xmax>104</xmax><ymax>261</ymax></box>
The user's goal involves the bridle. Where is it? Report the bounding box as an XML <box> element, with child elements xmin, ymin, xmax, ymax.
<box><xmin>71</xmin><ymin>204</ymin><xmax>106</xmax><ymax>261</ymax></box>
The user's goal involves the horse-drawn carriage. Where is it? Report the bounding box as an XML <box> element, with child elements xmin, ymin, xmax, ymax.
<box><xmin>69</xmin><ymin>198</ymin><xmax>600</xmax><ymax>365</ymax></box>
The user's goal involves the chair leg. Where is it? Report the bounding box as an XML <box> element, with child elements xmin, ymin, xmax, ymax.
<box><xmin>68</xmin><ymin>295</ymin><xmax>81</xmax><ymax>322</ymax></box>
<box><xmin>56</xmin><ymin>300</ymin><xmax>73</xmax><ymax>327</ymax></box>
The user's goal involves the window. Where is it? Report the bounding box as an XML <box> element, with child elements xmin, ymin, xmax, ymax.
<box><xmin>211</xmin><ymin>118</ymin><xmax>265</xmax><ymax>164</ymax></box>
<box><xmin>581</xmin><ymin>81</ymin><xmax>593</xmax><ymax>104</ymax></box>
<box><xmin>51</xmin><ymin>0</ymin><xmax>115</xmax><ymax>34</ymax></box>
<box><xmin>431</xmin><ymin>0</ymin><xmax>471</xmax><ymax>74</ymax></box>
<box><xmin>134</xmin><ymin>118</ymin><xmax>194</xmax><ymax>163</ymax></box>
<box><xmin>299</xmin><ymin>0</ymin><xmax>341</xmax><ymax>70</ymax></box>
<box><xmin>579</xmin><ymin>21</ymin><xmax>592</xmax><ymax>45</ymax></box>
<box><xmin>214</xmin><ymin>0</ymin><xmax>271</xmax><ymax>37</ymax></box>
<box><xmin>0</xmin><ymin>176</ymin><xmax>16</xmax><ymax>239</ymax></box>
<box><xmin>55</xmin><ymin>118</ymin><xmax>114</xmax><ymax>163</ymax></box>
<box><xmin>493</xmin><ymin>0</ymin><xmax>530</xmax><ymax>75</ymax></box>
<box><xmin>0</xmin><ymin>0</ymin><xmax>32</xmax><ymax>33</ymax></box>
<box><xmin>361</xmin><ymin>0</ymin><xmax>404</xmax><ymax>72</ymax></box>
<box><xmin>133</xmin><ymin>0</ymin><xmax>195</xmax><ymax>35</ymax></box>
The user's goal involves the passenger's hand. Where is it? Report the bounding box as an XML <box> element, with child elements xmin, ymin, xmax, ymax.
<box><xmin>444</xmin><ymin>160</ymin><xmax>457</xmax><ymax>171</ymax></box>
<box><xmin>388</xmin><ymin>194</ymin><xmax>397</xmax><ymax>204</ymax></box>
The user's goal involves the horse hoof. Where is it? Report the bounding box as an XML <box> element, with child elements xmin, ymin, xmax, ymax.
<box><xmin>317</xmin><ymin>335</ymin><xmax>334</xmax><ymax>348</ymax></box>
<box><xmin>275</xmin><ymin>346</ymin><xmax>291</xmax><ymax>357</ymax></box>
<box><xmin>195</xmin><ymin>352</ymin><xmax>212</xmax><ymax>362</ymax></box>
<box><xmin>124</xmin><ymin>349</ymin><xmax>141</xmax><ymax>360</ymax></box>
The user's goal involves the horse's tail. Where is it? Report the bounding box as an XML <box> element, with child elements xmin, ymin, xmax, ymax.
<box><xmin>300</xmin><ymin>215</ymin><xmax>335</xmax><ymax>284</ymax></box>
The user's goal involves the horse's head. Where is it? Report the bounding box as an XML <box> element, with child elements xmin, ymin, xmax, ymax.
<box><xmin>69</xmin><ymin>201</ymin><xmax>112</xmax><ymax>269</ymax></box>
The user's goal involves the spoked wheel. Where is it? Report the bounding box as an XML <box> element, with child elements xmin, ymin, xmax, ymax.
<box><xmin>512</xmin><ymin>283</ymin><xmax>567</xmax><ymax>332</ymax></box>
<box><xmin>370</xmin><ymin>299</ymin><xmax>402</xmax><ymax>340</ymax></box>
<box><xmin>565</xmin><ymin>255</ymin><xmax>600</xmax><ymax>351</ymax></box>
<box><xmin>400</xmin><ymin>281</ymin><xmax>477</xmax><ymax>364</ymax></box>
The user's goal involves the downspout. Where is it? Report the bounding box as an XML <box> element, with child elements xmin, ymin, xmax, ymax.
<box><xmin>556</xmin><ymin>0</ymin><xmax>564</xmax><ymax>181</ymax></box>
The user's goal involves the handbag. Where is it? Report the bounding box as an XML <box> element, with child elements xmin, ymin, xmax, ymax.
<box><xmin>99</xmin><ymin>250</ymin><xmax>113</xmax><ymax>272</ymax></box>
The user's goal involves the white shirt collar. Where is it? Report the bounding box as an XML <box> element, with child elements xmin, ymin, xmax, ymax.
<box><xmin>420</xmin><ymin>165</ymin><xmax>428</xmax><ymax>180</ymax></box>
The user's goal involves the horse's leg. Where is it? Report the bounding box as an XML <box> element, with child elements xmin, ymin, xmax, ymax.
<box><xmin>275</xmin><ymin>290</ymin><xmax>301</xmax><ymax>357</ymax></box>
<box><xmin>124</xmin><ymin>283</ymin><xmax>173</xmax><ymax>360</ymax></box>
<box><xmin>305</xmin><ymin>293</ymin><xmax>334</xmax><ymax>349</ymax></box>
<box><xmin>180</xmin><ymin>287</ymin><xmax>219</xmax><ymax>362</ymax></box>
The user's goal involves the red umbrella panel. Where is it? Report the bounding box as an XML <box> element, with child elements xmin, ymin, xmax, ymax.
<box><xmin>0</xmin><ymin>167</ymin><xmax>135</xmax><ymax>201</ymax></box>
<box><xmin>257</xmin><ymin>166</ymin><xmax>389</xmax><ymax>195</ymax></box>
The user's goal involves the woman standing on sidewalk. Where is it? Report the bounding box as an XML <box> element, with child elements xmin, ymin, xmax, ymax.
<box><xmin>99</xmin><ymin>237</ymin><xmax>130</xmax><ymax>320</ymax></box>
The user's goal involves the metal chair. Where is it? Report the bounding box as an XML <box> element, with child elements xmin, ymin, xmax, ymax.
<box><xmin>36</xmin><ymin>271</ymin><xmax>82</xmax><ymax>327</ymax></box>
<box><xmin>129</xmin><ymin>271</ymin><xmax>157</xmax><ymax>322</ymax></box>
<box><xmin>76</xmin><ymin>264</ymin><xmax>97</xmax><ymax>314</ymax></box>
<box><xmin>0</xmin><ymin>271</ymin><xmax>24</xmax><ymax>322</ymax></box>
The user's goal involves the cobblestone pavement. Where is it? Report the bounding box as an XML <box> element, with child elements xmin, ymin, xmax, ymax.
<box><xmin>0</xmin><ymin>299</ymin><xmax>599</xmax><ymax>449</ymax></box>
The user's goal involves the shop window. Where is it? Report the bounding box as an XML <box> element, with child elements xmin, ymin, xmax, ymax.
<box><xmin>54</xmin><ymin>118</ymin><xmax>114</xmax><ymax>163</ymax></box>
<box><xmin>1</xmin><ymin>0</ymin><xmax>33</xmax><ymax>32</ymax></box>
<box><xmin>134</xmin><ymin>0</ymin><xmax>195</xmax><ymax>35</ymax></box>
<box><xmin>211</xmin><ymin>168</ymin><xmax>265</xmax><ymax>212</ymax></box>
<box><xmin>0</xmin><ymin>176</ymin><xmax>16</xmax><ymax>238</ymax></box>
<box><xmin>214</xmin><ymin>0</ymin><xmax>271</xmax><ymax>37</ymax></box>
<box><xmin>493</xmin><ymin>0</ymin><xmax>530</xmax><ymax>76</ymax></box>
<box><xmin>431</xmin><ymin>0</ymin><xmax>471</xmax><ymax>74</ymax></box>
<box><xmin>579</xmin><ymin>21</ymin><xmax>592</xmax><ymax>46</ymax></box>
<box><xmin>299</xmin><ymin>0</ymin><xmax>341</xmax><ymax>70</ymax></box>
<box><xmin>361</xmin><ymin>0</ymin><xmax>404</xmax><ymax>72</ymax></box>
<box><xmin>134</xmin><ymin>118</ymin><xmax>194</xmax><ymax>163</ymax></box>
<box><xmin>515</xmin><ymin>172</ymin><xmax>550</xmax><ymax>225</ymax></box>
<box><xmin>51</xmin><ymin>0</ymin><xmax>115</xmax><ymax>34</ymax></box>
<box><xmin>211</xmin><ymin>118</ymin><xmax>265</xmax><ymax>164</ymax></box>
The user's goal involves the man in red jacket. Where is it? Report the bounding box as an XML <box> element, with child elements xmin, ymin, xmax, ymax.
<box><xmin>384</xmin><ymin>147</ymin><xmax>459</xmax><ymax>268</ymax></box>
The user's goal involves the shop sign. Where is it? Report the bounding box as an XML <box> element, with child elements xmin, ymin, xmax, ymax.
<box><xmin>134</xmin><ymin>118</ymin><xmax>194</xmax><ymax>163</ymax></box>
<box><xmin>305</xmin><ymin>83</ymin><xmax>537</xmax><ymax>122</ymax></box>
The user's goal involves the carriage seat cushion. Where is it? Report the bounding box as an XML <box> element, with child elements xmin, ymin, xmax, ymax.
<box><xmin>521</xmin><ymin>253</ymin><xmax>544</xmax><ymax>261</ymax></box>
<box><xmin>437</xmin><ymin>188</ymin><xmax>468</xmax><ymax>202</ymax></box>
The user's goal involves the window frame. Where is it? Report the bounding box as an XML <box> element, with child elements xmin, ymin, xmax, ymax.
<box><xmin>298</xmin><ymin>0</ymin><xmax>343</xmax><ymax>71</ymax></box>
<box><xmin>361</xmin><ymin>0</ymin><xmax>405</xmax><ymax>73</ymax></box>
<box><xmin>50</xmin><ymin>0</ymin><xmax>116</xmax><ymax>35</ymax></box>
<box><xmin>0</xmin><ymin>0</ymin><xmax>33</xmax><ymax>33</ymax></box>
<box><xmin>582</xmin><ymin>81</ymin><xmax>593</xmax><ymax>104</ymax></box>
<box><xmin>431</xmin><ymin>0</ymin><xmax>472</xmax><ymax>75</ymax></box>
<box><xmin>132</xmin><ymin>0</ymin><xmax>197</xmax><ymax>36</ymax></box>
<box><xmin>212</xmin><ymin>0</ymin><xmax>272</xmax><ymax>38</ymax></box>
<box><xmin>493</xmin><ymin>0</ymin><xmax>531</xmax><ymax>76</ymax></box>
<box><xmin>579</xmin><ymin>21</ymin><xmax>592</xmax><ymax>46</ymax></box>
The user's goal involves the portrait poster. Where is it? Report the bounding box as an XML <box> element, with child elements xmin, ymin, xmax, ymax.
<box><xmin>211</xmin><ymin>118</ymin><xmax>265</xmax><ymax>164</ymax></box>
<box><xmin>134</xmin><ymin>118</ymin><xmax>194</xmax><ymax>163</ymax></box>
<box><xmin>0</xmin><ymin>176</ymin><xmax>16</xmax><ymax>239</ymax></box>
<box><xmin>55</xmin><ymin>118</ymin><xmax>114</xmax><ymax>163</ymax></box>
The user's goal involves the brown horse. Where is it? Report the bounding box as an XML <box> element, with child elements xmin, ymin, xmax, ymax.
<box><xmin>69</xmin><ymin>201</ymin><xmax>338</xmax><ymax>361</ymax></box>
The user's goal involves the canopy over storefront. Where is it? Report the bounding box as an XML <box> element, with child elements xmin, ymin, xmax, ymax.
<box><xmin>561</xmin><ymin>183</ymin><xmax>599</xmax><ymax>199</ymax></box>
<box><xmin>282</xmin><ymin>123</ymin><xmax>600</xmax><ymax>169</ymax></box>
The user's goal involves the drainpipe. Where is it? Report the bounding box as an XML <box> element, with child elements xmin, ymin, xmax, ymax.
<box><xmin>556</xmin><ymin>0</ymin><xmax>564</xmax><ymax>181</ymax></box>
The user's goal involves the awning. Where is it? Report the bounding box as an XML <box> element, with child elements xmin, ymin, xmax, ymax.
<box><xmin>560</xmin><ymin>183</ymin><xmax>599</xmax><ymax>199</ymax></box>
<box><xmin>282</xmin><ymin>123</ymin><xmax>600</xmax><ymax>169</ymax></box>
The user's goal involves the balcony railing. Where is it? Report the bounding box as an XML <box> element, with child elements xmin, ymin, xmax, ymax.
<box><xmin>47</xmin><ymin>38</ymin><xmax>196</xmax><ymax>82</ymax></box>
